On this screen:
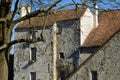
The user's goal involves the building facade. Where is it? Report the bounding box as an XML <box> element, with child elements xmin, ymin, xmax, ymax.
<box><xmin>67</xmin><ymin>27</ymin><xmax>120</xmax><ymax>80</ymax></box>
<box><xmin>67</xmin><ymin>10</ymin><xmax>120</xmax><ymax>80</ymax></box>
<box><xmin>14</xmin><ymin>6</ymin><xmax>120</xmax><ymax>80</ymax></box>
<box><xmin>14</xmin><ymin>7</ymin><xmax>97</xmax><ymax>80</ymax></box>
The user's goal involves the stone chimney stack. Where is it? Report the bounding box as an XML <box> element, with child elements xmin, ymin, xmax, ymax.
<box><xmin>93</xmin><ymin>2</ymin><xmax>99</xmax><ymax>28</ymax></box>
<box><xmin>20</xmin><ymin>4</ymin><xmax>31</xmax><ymax>17</ymax></box>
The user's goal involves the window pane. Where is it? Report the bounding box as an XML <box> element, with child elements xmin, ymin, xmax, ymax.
<box><xmin>30</xmin><ymin>72</ymin><xmax>36</xmax><ymax>80</ymax></box>
<box><xmin>59</xmin><ymin>52</ymin><xmax>64</xmax><ymax>59</ymax></box>
<box><xmin>30</xmin><ymin>47</ymin><xmax>36</xmax><ymax>62</ymax></box>
<box><xmin>91</xmin><ymin>71</ymin><xmax>97</xmax><ymax>80</ymax></box>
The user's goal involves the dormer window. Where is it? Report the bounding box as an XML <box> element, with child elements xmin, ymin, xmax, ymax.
<box><xmin>30</xmin><ymin>47</ymin><xmax>36</xmax><ymax>62</ymax></box>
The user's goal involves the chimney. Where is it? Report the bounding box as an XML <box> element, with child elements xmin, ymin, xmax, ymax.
<box><xmin>20</xmin><ymin>4</ymin><xmax>31</xmax><ymax>17</ymax></box>
<box><xmin>26</xmin><ymin>4</ymin><xmax>31</xmax><ymax>13</ymax></box>
<box><xmin>93</xmin><ymin>2</ymin><xmax>99</xmax><ymax>28</ymax></box>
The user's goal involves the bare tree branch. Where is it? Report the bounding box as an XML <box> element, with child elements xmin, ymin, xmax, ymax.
<box><xmin>10</xmin><ymin>0</ymin><xmax>19</xmax><ymax>22</ymax></box>
<box><xmin>0</xmin><ymin>37</ymin><xmax>45</xmax><ymax>51</ymax></box>
<box><xmin>12</xmin><ymin>9</ymin><xmax>47</xmax><ymax>24</ymax></box>
<box><xmin>12</xmin><ymin>0</ymin><xmax>62</xmax><ymax>24</ymax></box>
<box><xmin>47</xmin><ymin>0</ymin><xmax>61</xmax><ymax>10</ymax></box>
<box><xmin>0</xmin><ymin>18</ymin><xmax>6</xmax><ymax>22</ymax></box>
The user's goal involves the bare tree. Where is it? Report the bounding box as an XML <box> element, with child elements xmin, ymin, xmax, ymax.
<box><xmin>0</xmin><ymin>0</ymin><xmax>120</xmax><ymax>80</ymax></box>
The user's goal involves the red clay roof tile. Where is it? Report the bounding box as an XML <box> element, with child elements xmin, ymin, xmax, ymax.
<box><xmin>17</xmin><ymin>8</ymin><xmax>86</xmax><ymax>29</ymax></box>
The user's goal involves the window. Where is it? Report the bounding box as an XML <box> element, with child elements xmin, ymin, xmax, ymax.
<box><xmin>30</xmin><ymin>47</ymin><xmax>36</xmax><ymax>62</ymax></box>
<box><xmin>90</xmin><ymin>71</ymin><xmax>97</xmax><ymax>80</ymax></box>
<box><xmin>30</xmin><ymin>72</ymin><xmax>36</xmax><ymax>80</ymax></box>
<box><xmin>28</xmin><ymin>30</ymin><xmax>37</xmax><ymax>40</ymax></box>
<box><xmin>31</xmin><ymin>31</ymin><xmax>36</xmax><ymax>39</ymax></box>
<box><xmin>59</xmin><ymin>52</ymin><xmax>64</xmax><ymax>59</ymax></box>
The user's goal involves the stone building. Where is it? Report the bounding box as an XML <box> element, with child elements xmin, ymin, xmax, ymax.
<box><xmin>67</xmin><ymin>30</ymin><xmax>120</xmax><ymax>80</ymax></box>
<box><xmin>66</xmin><ymin>10</ymin><xmax>120</xmax><ymax>80</ymax></box>
<box><xmin>14</xmin><ymin>5</ymin><xmax>120</xmax><ymax>80</ymax></box>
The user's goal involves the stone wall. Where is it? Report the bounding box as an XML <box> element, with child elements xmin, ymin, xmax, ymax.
<box><xmin>56</xmin><ymin>19</ymin><xmax>80</xmax><ymax>79</ymax></box>
<box><xmin>67</xmin><ymin>30</ymin><xmax>120</xmax><ymax>80</ymax></box>
<box><xmin>14</xmin><ymin>19</ymin><xmax>81</xmax><ymax>80</ymax></box>
<box><xmin>14</xmin><ymin>26</ymin><xmax>53</xmax><ymax>80</ymax></box>
<box><xmin>57</xmin><ymin>19</ymin><xmax>80</xmax><ymax>65</ymax></box>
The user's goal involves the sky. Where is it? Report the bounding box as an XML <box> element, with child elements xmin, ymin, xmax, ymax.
<box><xmin>10</xmin><ymin>0</ymin><xmax>120</xmax><ymax>54</ymax></box>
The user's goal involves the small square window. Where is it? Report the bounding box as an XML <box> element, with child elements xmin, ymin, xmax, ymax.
<box><xmin>59</xmin><ymin>52</ymin><xmax>64</xmax><ymax>59</ymax></box>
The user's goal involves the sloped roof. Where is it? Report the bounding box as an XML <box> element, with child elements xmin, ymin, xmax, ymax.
<box><xmin>16</xmin><ymin>8</ymin><xmax>86</xmax><ymax>29</ymax></box>
<box><xmin>82</xmin><ymin>10</ymin><xmax>120</xmax><ymax>47</ymax></box>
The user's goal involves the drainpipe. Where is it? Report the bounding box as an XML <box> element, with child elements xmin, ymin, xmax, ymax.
<box><xmin>53</xmin><ymin>22</ymin><xmax>58</xmax><ymax>80</ymax></box>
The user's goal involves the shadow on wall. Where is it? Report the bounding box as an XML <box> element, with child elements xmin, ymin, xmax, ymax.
<box><xmin>80</xmin><ymin>46</ymin><xmax>100</xmax><ymax>54</ymax></box>
<box><xmin>22</xmin><ymin>61</ymin><xmax>33</xmax><ymax>69</ymax></box>
<box><xmin>22</xmin><ymin>43</ymin><xmax>30</xmax><ymax>49</ymax></box>
<box><xmin>9</xmin><ymin>54</ymin><xmax>14</xmax><ymax>80</ymax></box>
<box><xmin>57</xmin><ymin>48</ymin><xmax>81</xmax><ymax>80</ymax></box>
<box><xmin>67</xmin><ymin>48</ymin><xmax>80</xmax><ymax>70</ymax></box>
<box><xmin>66</xmin><ymin>46</ymin><xmax>100</xmax><ymax>70</ymax></box>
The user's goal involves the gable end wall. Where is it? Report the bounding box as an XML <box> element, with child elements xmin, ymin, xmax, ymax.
<box><xmin>68</xmin><ymin>30</ymin><xmax>120</xmax><ymax>80</ymax></box>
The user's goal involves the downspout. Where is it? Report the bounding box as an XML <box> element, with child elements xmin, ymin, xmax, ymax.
<box><xmin>53</xmin><ymin>22</ymin><xmax>58</xmax><ymax>80</ymax></box>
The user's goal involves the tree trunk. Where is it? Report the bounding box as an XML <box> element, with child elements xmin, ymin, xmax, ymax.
<box><xmin>0</xmin><ymin>1</ymin><xmax>12</xmax><ymax>80</ymax></box>
<box><xmin>0</xmin><ymin>51</ymin><xmax>8</xmax><ymax>80</ymax></box>
<box><xmin>0</xmin><ymin>23</ymin><xmax>11</xmax><ymax>80</ymax></box>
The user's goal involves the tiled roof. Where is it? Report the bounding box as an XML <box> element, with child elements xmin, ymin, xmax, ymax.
<box><xmin>82</xmin><ymin>10</ymin><xmax>120</xmax><ymax>47</ymax></box>
<box><xmin>16</xmin><ymin>8</ymin><xmax>86</xmax><ymax>29</ymax></box>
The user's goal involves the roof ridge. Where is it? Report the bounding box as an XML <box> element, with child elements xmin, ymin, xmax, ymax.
<box><xmin>66</xmin><ymin>28</ymin><xmax>120</xmax><ymax>80</ymax></box>
<box><xmin>99</xmin><ymin>10</ymin><xmax>120</xmax><ymax>15</ymax></box>
<box><xmin>57</xmin><ymin>7</ymin><xmax>86</xmax><ymax>11</ymax></box>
